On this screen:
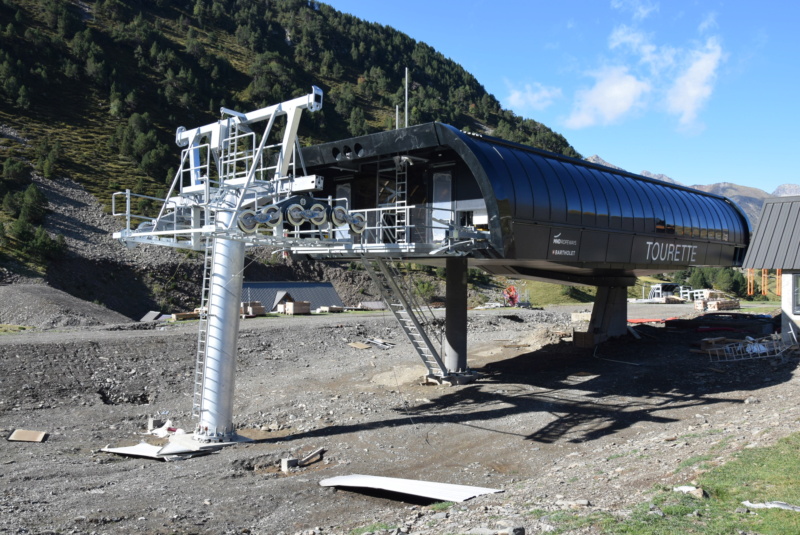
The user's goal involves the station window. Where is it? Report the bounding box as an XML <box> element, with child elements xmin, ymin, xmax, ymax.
<box><xmin>794</xmin><ymin>274</ymin><xmax>800</xmax><ymax>315</ymax></box>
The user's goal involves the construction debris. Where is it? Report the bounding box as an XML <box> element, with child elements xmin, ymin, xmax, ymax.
<box><xmin>366</xmin><ymin>339</ymin><xmax>395</xmax><ymax>349</ymax></box>
<box><xmin>742</xmin><ymin>500</ymin><xmax>800</xmax><ymax>512</ymax></box>
<box><xmin>319</xmin><ymin>474</ymin><xmax>502</xmax><ymax>502</ymax></box>
<box><xmin>7</xmin><ymin>429</ymin><xmax>47</xmax><ymax>442</ymax></box>
<box><xmin>695</xmin><ymin>333</ymin><xmax>798</xmax><ymax>362</ymax></box>
<box><xmin>666</xmin><ymin>313</ymin><xmax>775</xmax><ymax>335</ymax></box>
<box><xmin>281</xmin><ymin>447</ymin><xmax>326</xmax><ymax>473</ymax></box>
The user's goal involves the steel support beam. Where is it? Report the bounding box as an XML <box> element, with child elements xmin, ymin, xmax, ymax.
<box><xmin>444</xmin><ymin>256</ymin><xmax>469</xmax><ymax>373</ymax></box>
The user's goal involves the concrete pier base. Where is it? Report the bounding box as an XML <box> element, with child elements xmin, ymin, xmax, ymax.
<box><xmin>575</xmin><ymin>285</ymin><xmax>629</xmax><ymax>348</ymax></box>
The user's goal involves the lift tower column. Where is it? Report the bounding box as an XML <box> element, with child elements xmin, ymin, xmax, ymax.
<box><xmin>197</xmin><ymin>195</ymin><xmax>245</xmax><ymax>440</ymax></box>
<box><xmin>113</xmin><ymin>87</ymin><xmax>325</xmax><ymax>443</ymax></box>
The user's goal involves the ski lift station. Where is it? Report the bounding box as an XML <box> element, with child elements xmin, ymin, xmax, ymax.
<box><xmin>112</xmin><ymin>87</ymin><xmax>750</xmax><ymax>444</ymax></box>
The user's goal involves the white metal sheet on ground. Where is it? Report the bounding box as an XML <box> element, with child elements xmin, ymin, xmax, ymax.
<box><xmin>101</xmin><ymin>443</ymin><xmax>166</xmax><ymax>459</ymax></box>
<box><xmin>101</xmin><ymin>442</ymin><xmax>211</xmax><ymax>461</ymax></box>
<box><xmin>319</xmin><ymin>474</ymin><xmax>502</xmax><ymax>502</ymax></box>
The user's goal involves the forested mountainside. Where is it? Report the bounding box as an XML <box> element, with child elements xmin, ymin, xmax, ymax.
<box><xmin>0</xmin><ymin>0</ymin><xmax>578</xmax><ymax>205</ymax></box>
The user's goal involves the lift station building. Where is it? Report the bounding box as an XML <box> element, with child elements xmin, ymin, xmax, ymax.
<box><xmin>298</xmin><ymin>122</ymin><xmax>751</xmax><ymax>349</ymax></box>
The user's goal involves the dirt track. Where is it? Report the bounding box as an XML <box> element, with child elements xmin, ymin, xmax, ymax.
<box><xmin>1</xmin><ymin>303</ymin><xmax>797</xmax><ymax>535</ymax></box>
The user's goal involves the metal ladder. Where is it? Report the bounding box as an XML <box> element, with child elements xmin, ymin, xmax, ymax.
<box><xmin>394</xmin><ymin>157</ymin><xmax>408</xmax><ymax>243</ymax></box>
<box><xmin>192</xmin><ymin>238</ymin><xmax>216</xmax><ymax>419</ymax></box>
<box><xmin>361</xmin><ymin>257</ymin><xmax>448</xmax><ymax>378</ymax></box>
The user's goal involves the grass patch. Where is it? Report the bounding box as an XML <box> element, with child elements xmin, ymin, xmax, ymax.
<box><xmin>574</xmin><ymin>432</ymin><xmax>800</xmax><ymax>534</ymax></box>
<box><xmin>530</xmin><ymin>510</ymin><xmax>617</xmax><ymax>533</ymax></box>
<box><xmin>739</xmin><ymin>304</ymin><xmax>781</xmax><ymax>315</ymax></box>
<box><xmin>513</xmin><ymin>279</ymin><xmax>597</xmax><ymax>307</ymax></box>
<box><xmin>349</xmin><ymin>522</ymin><xmax>395</xmax><ymax>535</ymax></box>
<box><xmin>675</xmin><ymin>453</ymin><xmax>716</xmax><ymax>474</ymax></box>
<box><xmin>0</xmin><ymin>324</ymin><xmax>29</xmax><ymax>333</ymax></box>
<box><xmin>429</xmin><ymin>501</ymin><xmax>454</xmax><ymax>511</ymax></box>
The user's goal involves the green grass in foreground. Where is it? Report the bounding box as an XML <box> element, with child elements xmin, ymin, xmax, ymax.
<box><xmin>349</xmin><ymin>522</ymin><xmax>395</xmax><ymax>535</ymax></box>
<box><xmin>0</xmin><ymin>324</ymin><xmax>29</xmax><ymax>333</ymax></box>
<box><xmin>532</xmin><ymin>432</ymin><xmax>800</xmax><ymax>534</ymax></box>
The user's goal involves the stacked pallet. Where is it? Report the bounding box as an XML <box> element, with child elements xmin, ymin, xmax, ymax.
<box><xmin>277</xmin><ymin>301</ymin><xmax>311</xmax><ymax>315</ymax></box>
<box><xmin>694</xmin><ymin>297</ymin><xmax>739</xmax><ymax>311</ymax></box>
<box><xmin>707</xmin><ymin>299</ymin><xmax>740</xmax><ymax>311</ymax></box>
<box><xmin>240</xmin><ymin>301</ymin><xmax>267</xmax><ymax>316</ymax></box>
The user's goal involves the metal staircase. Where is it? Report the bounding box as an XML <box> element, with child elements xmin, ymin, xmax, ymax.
<box><xmin>192</xmin><ymin>238</ymin><xmax>216</xmax><ymax>419</ymax></box>
<box><xmin>361</xmin><ymin>257</ymin><xmax>449</xmax><ymax>378</ymax></box>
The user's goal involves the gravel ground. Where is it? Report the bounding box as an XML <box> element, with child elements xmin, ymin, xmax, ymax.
<box><xmin>1</xmin><ymin>302</ymin><xmax>796</xmax><ymax>535</ymax></box>
<box><xmin>2</xmin><ymin>133</ymin><xmax>794</xmax><ymax>534</ymax></box>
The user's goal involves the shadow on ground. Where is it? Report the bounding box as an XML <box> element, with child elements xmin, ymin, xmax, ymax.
<box><xmin>257</xmin><ymin>325</ymin><xmax>797</xmax><ymax>447</ymax></box>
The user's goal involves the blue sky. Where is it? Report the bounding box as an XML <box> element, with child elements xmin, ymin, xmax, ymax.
<box><xmin>324</xmin><ymin>0</ymin><xmax>799</xmax><ymax>193</ymax></box>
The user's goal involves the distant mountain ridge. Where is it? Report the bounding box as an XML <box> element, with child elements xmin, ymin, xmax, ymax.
<box><xmin>586</xmin><ymin>155</ymin><xmax>799</xmax><ymax>228</ymax></box>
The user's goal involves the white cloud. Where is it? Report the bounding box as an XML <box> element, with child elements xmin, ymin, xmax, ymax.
<box><xmin>666</xmin><ymin>37</ymin><xmax>724</xmax><ymax>129</ymax></box>
<box><xmin>609</xmin><ymin>24</ymin><xmax>676</xmax><ymax>73</ymax></box>
<box><xmin>698</xmin><ymin>12</ymin><xmax>718</xmax><ymax>33</ymax></box>
<box><xmin>610</xmin><ymin>0</ymin><xmax>659</xmax><ymax>21</ymax></box>
<box><xmin>506</xmin><ymin>81</ymin><xmax>562</xmax><ymax>112</ymax></box>
<box><xmin>565</xmin><ymin>66</ymin><xmax>651</xmax><ymax>128</ymax></box>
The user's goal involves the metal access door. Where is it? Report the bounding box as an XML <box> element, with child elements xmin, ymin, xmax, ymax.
<box><xmin>431</xmin><ymin>172</ymin><xmax>452</xmax><ymax>242</ymax></box>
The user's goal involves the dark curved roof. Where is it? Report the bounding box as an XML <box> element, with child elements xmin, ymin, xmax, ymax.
<box><xmin>435</xmin><ymin>124</ymin><xmax>750</xmax><ymax>247</ymax></box>
<box><xmin>302</xmin><ymin>122</ymin><xmax>750</xmax><ymax>282</ymax></box>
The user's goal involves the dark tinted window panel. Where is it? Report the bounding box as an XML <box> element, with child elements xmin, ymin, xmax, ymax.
<box><xmin>637</xmin><ymin>180</ymin><xmax>659</xmax><ymax>233</ymax></box>
<box><xmin>647</xmin><ymin>183</ymin><xmax>676</xmax><ymax>234</ymax></box>
<box><xmin>577</xmin><ymin>165</ymin><xmax>609</xmax><ymax>227</ymax></box>
<box><xmin>686</xmin><ymin>193</ymin><xmax>705</xmax><ymax>238</ymax></box>
<box><xmin>648</xmin><ymin>182</ymin><xmax>674</xmax><ymax>234</ymax></box>
<box><xmin>669</xmin><ymin>189</ymin><xmax>692</xmax><ymax>236</ymax></box>
<box><xmin>494</xmin><ymin>145</ymin><xmax>532</xmax><ymax>220</ymax></box>
<box><xmin>519</xmin><ymin>152</ymin><xmax>552</xmax><ymax>222</ymax></box>
<box><xmin>594</xmin><ymin>168</ymin><xmax>622</xmax><ymax>230</ymax></box>
<box><xmin>601</xmin><ymin>171</ymin><xmax>635</xmax><ymax>231</ymax></box>
<box><xmin>701</xmin><ymin>196</ymin><xmax>724</xmax><ymax>240</ymax></box>
<box><xmin>466</xmin><ymin>138</ymin><xmax>514</xmax><ymax>221</ymax></box>
<box><xmin>702</xmin><ymin>197</ymin><xmax>723</xmax><ymax>240</ymax></box>
<box><xmin>530</xmin><ymin>154</ymin><xmax>566</xmax><ymax>224</ymax></box>
<box><xmin>561</xmin><ymin>162</ymin><xmax>597</xmax><ymax>227</ymax></box>
<box><xmin>693</xmin><ymin>192</ymin><xmax>711</xmax><ymax>238</ymax></box>
<box><xmin>676</xmin><ymin>189</ymin><xmax>704</xmax><ymax>238</ymax></box>
<box><xmin>729</xmin><ymin>202</ymin><xmax>747</xmax><ymax>243</ymax></box>
<box><xmin>713</xmin><ymin>198</ymin><xmax>733</xmax><ymax>243</ymax></box>
<box><xmin>619</xmin><ymin>175</ymin><xmax>647</xmax><ymax>232</ymax></box>
<box><xmin>544</xmin><ymin>159</ymin><xmax>582</xmax><ymax>226</ymax></box>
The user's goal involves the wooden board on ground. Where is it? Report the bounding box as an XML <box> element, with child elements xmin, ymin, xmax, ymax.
<box><xmin>172</xmin><ymin>312</ymin><xmax>200</xmax><ymax>321</ymax></box>
<box><xmin>348</xmin><ymin>342</ymin><xmax>371</xmax><ymax>350</ymax></box>
<box><xmin>8</xmin><ymin>429</ymin><xmax>47</xmax><ymax>442</ymax></box>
